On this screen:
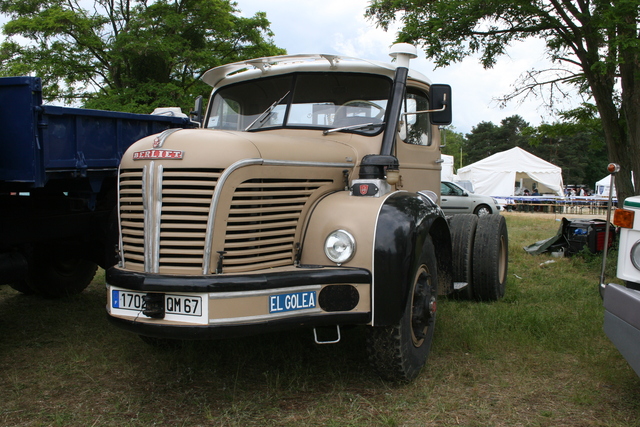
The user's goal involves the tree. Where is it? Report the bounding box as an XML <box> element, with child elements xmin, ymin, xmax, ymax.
<box><xmin>440</xmin><ymin>126</ymin><xmax>467</xmax><ymax>169</ymax></box>
<box><xmin>0</xmin><ymin>0</ymin><xmax>285</xmax><ymax>113</ymax></box>
<box><xmin>366</xmin><ymin>0</ymin><xmax>640</xmax><ymax>203</ymax></box>
<box><xmin>525</xmin><ymin>104</ymin><xmax>609</xmax><ymax>188</ymax></box>
<box><xmin>464</xmin><ymin>115</ymin><xmax>531</xmax><ymax>164</ymax></box>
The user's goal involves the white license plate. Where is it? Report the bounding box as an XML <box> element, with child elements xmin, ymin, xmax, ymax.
<box><xmin>111</xmin><ymin>290</ymin><xmax>202</xmax><ymax>317</ymax></box>
<box><xmin>269</xmin><ymin>290</ymin><xmax>316</xmax><ymax>313</ymax></box>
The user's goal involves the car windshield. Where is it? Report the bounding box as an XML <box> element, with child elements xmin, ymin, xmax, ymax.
<box><xmin>206</xmin><ymin>72</ymin><xmax>391</xmax><ymax>134</ymax></box>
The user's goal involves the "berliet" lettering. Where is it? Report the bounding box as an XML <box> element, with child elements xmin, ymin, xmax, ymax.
<box><xmin>133</xmin><ymin>149</ymin><xmax>184</xmax><ymax>160</ymax></box>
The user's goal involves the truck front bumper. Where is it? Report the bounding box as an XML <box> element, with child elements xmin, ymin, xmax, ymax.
<box><xmin>106</xmin><ymin>266</ymin><xmax>372</xmax><ymax>340</ymax></box>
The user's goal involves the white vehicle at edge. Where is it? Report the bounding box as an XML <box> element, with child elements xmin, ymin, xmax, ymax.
<box><xmin>440</xmin><ymin>181</ymin><xmax>500</xmax><ymax>216</ymax></box>
<box><xmin>603</xmin><ymin>194</ymin><xmax>640</xmax><ymax>377</ymax></box>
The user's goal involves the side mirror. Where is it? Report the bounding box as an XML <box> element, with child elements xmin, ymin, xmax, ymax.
<box><xmin>429</xmin><ymin>84</ymin><xmax>452</xmax><ymax>125</ymax></box>
<box><xmin>190</xmin><ymin>95</ymin><xmax>204</xmax><ymax>125</ymax></box>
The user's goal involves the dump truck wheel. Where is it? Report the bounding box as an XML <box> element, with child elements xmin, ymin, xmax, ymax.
<box><xmin>366</xmin><ymin>238</ymin><xmax>438</xmax><ymax>382</ymax></box>
<box><xmin>10</xmin><ymin>280</ymin><xmax>35</xmax><ymax>295</ymax></box>
<box><xmin>472</xmin><ymin>215</ymin><xmax>508</xmax><ymax>301</ymax></box>
<box><xmin>25</xmin><ymin>245</ymin><xmax>97</xmax><ymax>298</ymax></box>
<box><xmin>450</xmin><ymin>214</ymin><xmax>478</xmax><ymax>299</ymax></box>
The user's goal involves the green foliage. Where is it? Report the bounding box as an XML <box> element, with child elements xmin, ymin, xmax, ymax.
<box><xmin>525</xmin><ymin>105</ymin><xmax>609</xmax><ymax>187</ymax></box>
<box><xmin>0</xmin><ymin>0</ymin><xmax>286</xmax><ymax>113</ymax></box>
<box><xmin>440</xmin><ymin>126</ymin><xmax>466</xmax><ymax>168</ymax></box>
<box><xmin>464</xmin><ymin>115</ymin><xmax>532</xmax><ymax>164</ymax></box>
<box><xmin>366</xmin><ymin>0</ymin><xmax>640</xmax><ymax>203</ymax></box>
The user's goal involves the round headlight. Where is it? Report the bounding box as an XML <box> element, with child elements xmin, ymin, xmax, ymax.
<box><xmin>324</xmin><ymin>230</ymin><xmax>356</xmax><ymax>265</ymax></box>
<box><xmin>631</xmin><ymin>241</ymin><xmax>640</xmax><ymax>271</ymax></box>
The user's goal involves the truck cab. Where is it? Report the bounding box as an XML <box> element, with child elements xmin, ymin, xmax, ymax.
<box><xmin>106</xmin><ymin>44</ymin><xmax>508</xmax><ymax>382</ymax></box>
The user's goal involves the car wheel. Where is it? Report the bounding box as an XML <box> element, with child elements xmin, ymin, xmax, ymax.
<box><xmin>473</xmin><ymin>204</ymin><xmax>492</xmax><ymax>216</ymax></box>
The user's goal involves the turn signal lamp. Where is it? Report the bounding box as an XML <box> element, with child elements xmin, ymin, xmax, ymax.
<box><xmin>613</xmin><ymin>208</ymin><xmax>635</xmax><ymax>229</ymax></box>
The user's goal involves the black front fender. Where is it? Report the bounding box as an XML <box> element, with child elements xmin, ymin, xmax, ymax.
<box><xmin>372</xmin><ymin>192</ymin><xmax>450</xmax><ymax>326</ymax></box>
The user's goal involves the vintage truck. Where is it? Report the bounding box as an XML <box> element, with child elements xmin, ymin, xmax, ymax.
<box><xmin>106</xmin><ymin>44</ymin><xmax>508</xmax><ymax>381</ymax></box>
<box><xmin>0</xmin><ymin>76</ymin><xmax>192</xmax><ymax>297</ymax></box>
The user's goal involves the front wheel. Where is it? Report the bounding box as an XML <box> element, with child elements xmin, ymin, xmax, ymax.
<box><xmin>366</xmin><ymin>238</ymin><xmax>438</xmax><ymax>382</ymax></box>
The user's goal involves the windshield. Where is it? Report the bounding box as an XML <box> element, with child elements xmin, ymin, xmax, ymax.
<box><xmin>206</xmin><ymin>72</ymin><xmax>391</xmax><ymax>134</ymax></box>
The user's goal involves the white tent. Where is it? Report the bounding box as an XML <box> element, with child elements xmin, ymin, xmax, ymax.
<box><xmin>595</xmin><ymin>175</ymin><xmax>615</xmax><ymax>197</ymax></box>
<box><xmin>595</xmin><ymin>172</ymin><xmax>633</xmax><ymax>197</ymax></box>
<box><xmin>440</xmin><ymin>154</ymin><xmax>455</xmax><ymax>182</ymax></box>
<box><xmin>456</xmin><ymin>147</ymin><xmax>564</xmax><ymax>197</ymax></box>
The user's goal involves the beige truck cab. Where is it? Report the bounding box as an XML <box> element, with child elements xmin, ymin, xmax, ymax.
<box><xmin>106</xmin><ymin>44</ymin><xmax>508</xmax><ymax>382</ymax></box>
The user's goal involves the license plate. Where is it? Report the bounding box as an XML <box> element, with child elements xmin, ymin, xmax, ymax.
<box><xmin>269</xmin><ymin>290</ymin><xmax>316</xmax><ymax>313</ymax></box>
<box><xmin>111</xmin><ymin>290</ymin><xmax>202</xmax><ymax>317</ymax></box>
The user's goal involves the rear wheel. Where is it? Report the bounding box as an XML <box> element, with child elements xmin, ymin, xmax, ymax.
<box><xmin>24</xmin><ymin>245</ymin><xmax>97</xmax><ymax>298</ymax></box>
<box><xmin>366</xmin><ymin>238</ymin><xmax>438</xmax><ymax>382</ymax></box>
<box><xmin>472</xmin><ymin>215</ymin><xmax>508</xmax><ymax>301</ymax></box>
<box><xmin>450</xmin><ymin>214</ymin><xmax>478</xmax><ymax>299</ymax></box>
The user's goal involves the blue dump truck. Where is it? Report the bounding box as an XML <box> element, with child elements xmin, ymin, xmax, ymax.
<box><xmin>0</xmin><ymin>76</ymin><xmax>192</xmax><ymax>297</ymax></box>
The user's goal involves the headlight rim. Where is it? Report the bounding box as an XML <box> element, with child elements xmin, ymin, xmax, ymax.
<box><xmin>324</xmin><ymin>229</ymin><xmax>356</xmax><ymax>265</ymax></box>
<box><xmin>631</xmin><ymin>240</ymin><xmax>640</xmax><ymax>271</ymax></box>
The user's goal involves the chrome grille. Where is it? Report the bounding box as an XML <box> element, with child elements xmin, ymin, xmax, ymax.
<box><xmin>158</xmin><ymin>169</ymin><xmax>221</xmax><ymax>272</ymax></box>
<box><xmin>222</xmin><ymin>178</ymin><xmax>333</xmax><ymax>273</ymax></box>
<box><xmin>119</xmin><ymin>168</ymin><xmax>145</xmax><ymax>270</ymax></box>
<box><xmin>119</xmin><ymin>168</ymin><xmax>221</xmax><ymax>273</ymax></box>
<box><xmin>119</xmin><ymin>167</ymin><xmax>335</xmax><ymax>275</ymax></box>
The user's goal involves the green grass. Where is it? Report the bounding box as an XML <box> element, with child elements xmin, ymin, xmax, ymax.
<box><xmin>1</xmin><ymin>213</ymin><xmax>639</xmax><ymax>426</ymax></box>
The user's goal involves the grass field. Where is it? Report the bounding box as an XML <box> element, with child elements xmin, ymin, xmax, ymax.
<box><xmin>1</xmin><ymin>212</ymin><xmax>639</xmax><ymax>426</ymax></box>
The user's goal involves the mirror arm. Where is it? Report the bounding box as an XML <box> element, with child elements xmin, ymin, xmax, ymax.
<box><xmin>403</xmin><ymin>105</ymin><xmax>447</xmax><ymax>116</ymax></box>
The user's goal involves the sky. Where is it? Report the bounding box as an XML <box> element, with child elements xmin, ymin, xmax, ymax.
<box><xmin>0</xmin><ymin>0</ymin><xmax>582</xmax><ymax>134</ymax></box>
<box><xmin>235</xmin><ymin>0</ymin><xmax>582</xmax><ymax>135</ymax></box>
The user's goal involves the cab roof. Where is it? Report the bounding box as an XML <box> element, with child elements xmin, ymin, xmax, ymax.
<box><xmin>202</xmin><ymin>53</ymin><xmax>431</xmax><ymax>90</ymax></box>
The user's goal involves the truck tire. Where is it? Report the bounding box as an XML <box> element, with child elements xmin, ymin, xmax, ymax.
<box><xmin>472</xmin><ymin>215</ymin><xmax>508</xmax><ymax>301</ymax></box>
<box><xmin>10</xmin><ymin>280</ymin><xmax>35</xmax><ymax>295</ymax></box>
<box><xmin>25</xmin><ymin>246</ymin><xmax>97</xmax><ymax>298</ymax></box>
<box><xmin>450</xmin><ymin>214</ymin><xmax>478</xmax><ymax>299</ymax></box>
<box><xmin>366</xmin><ymin>238</ymin><xmax>438</xmax><ymax>382</ymax></box>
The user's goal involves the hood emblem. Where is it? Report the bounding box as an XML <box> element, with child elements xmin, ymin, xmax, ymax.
<box><xmin>133</xmin><ymin>149</ymin><xmax>184</xmax><ymax>160</ymax></box>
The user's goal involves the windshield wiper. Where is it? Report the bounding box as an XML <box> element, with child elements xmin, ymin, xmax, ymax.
<box><xmin>323</xmin><ymin>122</ymin><xmax>385</xmax><ymax>135</ymax></box>
<box><xmin>245</xmin><ymin>91</ymin><xmax>291</xmax><ymax>131</ymax></box>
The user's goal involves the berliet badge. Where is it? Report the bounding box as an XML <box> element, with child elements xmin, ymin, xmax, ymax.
<box><xmin>132</xmin><ymin>149</ymin><xmax>184</xmax><ymax>160</ymax></box>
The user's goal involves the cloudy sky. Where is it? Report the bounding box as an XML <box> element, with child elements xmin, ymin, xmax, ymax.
<box><xmin>0</xmin><ymin>0</ymin><xmax>582</xmax><ymax>133</ymax></box>
<box><xmin>236</xmin><ymin>0</ymin><xmax>582</xmax><ymax>134</ymax></box>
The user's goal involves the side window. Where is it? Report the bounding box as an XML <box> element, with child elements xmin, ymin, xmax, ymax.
<box><xmin>400</xmin><ymin>90</ymin><xmax>431</xmax><ymax>146</ymax></box>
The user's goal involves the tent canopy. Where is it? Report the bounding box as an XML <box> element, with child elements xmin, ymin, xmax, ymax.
<box><xmin>595</xmin><ymin>175</ymin><xmax>615</xmax><ymax>197</ymax></box>
<box><xmin>456</xmin><ymin>147</ymin><xmax>564</xmax><ymax>197</ymax></box>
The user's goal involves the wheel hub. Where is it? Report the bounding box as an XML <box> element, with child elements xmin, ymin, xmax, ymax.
<box><xmin>411</xmin><ymin>267</ymin><xmax>435</xmax><ymax>345</ymax></box>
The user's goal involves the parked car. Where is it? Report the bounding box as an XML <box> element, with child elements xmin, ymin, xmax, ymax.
<box><xmin>440</xmin><ymin>181</ymin><xmax>500</xmax><ymax>216</ymax></box>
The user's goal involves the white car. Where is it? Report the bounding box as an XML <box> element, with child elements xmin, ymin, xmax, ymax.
<box><xmin>440</xmin><ymin>181</ymin><xmax>500</xmax><ymax>216</ymax></box>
